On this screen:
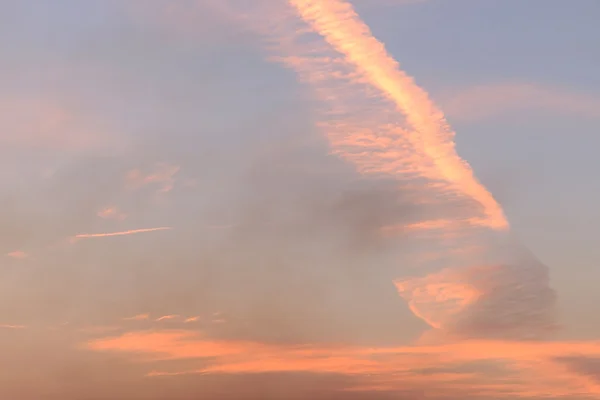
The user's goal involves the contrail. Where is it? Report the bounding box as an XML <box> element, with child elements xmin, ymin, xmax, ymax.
<box><xmin>0</xmin><ymin>324</ymin><xmax>26</xmax><ymax>329</ymax></box>
<box><xmin>270</xmin><ymin>0</ymin><xmax>555</xmax><ymax>339</ymax></box>
<box><xmin>287</xmin><ymin>0</ymin><xmax>508</xmax><ymax>230</ymax></box>
<box><xmin>74</xmin><ymin>227</ymin><xmax>173</xmax><ymax>239</ymax></box>
<box><xmin>209</xmin><ymin>0</ymin><xmax>555</xmax><ymax>340</ymax></box>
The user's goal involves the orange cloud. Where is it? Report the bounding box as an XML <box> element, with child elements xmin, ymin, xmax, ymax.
<box><xmin>395</xmin><ymin>268</ymin><xmax>483</xmax><ymax>330</ymax></box>
<box><xmin>355</xmin><ymin>0</ymin><xmax>426</xmax><ymax>5</ymax></box>
<box><xmin>87</xmin><ymin>330</ymin><xmax>263</xmax><ymax>360</ymax></box>
<box><xmin>6</xmin><ymin>250</ymin><xmax>28</xmax><ymax>259</ymax></box>
<box><xmin>287</xmin><ymin>0</ymin><xmax>508</xmax><ymax>230</ymax></box>
<box><xmin>73</xmin><ymin>227</ymin><xmax>173</xmax><ymax>239</ymax></box>
<box><xmin>396</xmin><ymin>261</ymin><xmax>557</xmax><ymax>340</ymax></box>
<box><xmin>155</xmin><ymin>315</ymin><xmax>180</xmax><ymax>322</ymax></box>
<box><xmin>123</xmin><ymin>314</ymin><xmax>150</xmax><ymax>321</ymax></box>
<box><xmin>0</xmin><ymin>324</ymin><xmax>26</xmax><ymax>329</ymax></box>
<box><xmin>210</xmin><ymin>0</ymin><xmax>556</xmax><ymax>341</ymax></box>
<box><xmin>97</xmin><ymin>206</ymin><xmax>127</xmax><ymax>221</ymax></box>
<box><xmin>125</xmin><ymin>162</ymin><xmax>180</xmax><ymax>193</ymax></box>
<box><xmin>85</xmin><ymin>329</ymin><xmax>600</xmax><ymax>398</ymax></box>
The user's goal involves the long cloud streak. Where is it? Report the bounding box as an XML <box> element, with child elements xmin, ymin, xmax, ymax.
<box><xmin>87</xmin><ymin>329</ymin><xmax>600</xmax><ymax>398</ymax></box>
<box><xmin>287</xmin><ymin>0</ymin><xmax>507</xmax><ymax>230</ymax></box>
<box><xmin>239</xmin><ymin>0</ymin><xmax>556</xmax><ymax>339</ymax></box>
<box><xmin>74</xmin><ymin>227</ymin><xmax>173</xmax><ymax>239</ymax></box>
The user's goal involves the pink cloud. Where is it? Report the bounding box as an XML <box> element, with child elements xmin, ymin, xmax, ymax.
<box><xmin>97</xmin><ymin>206</ymin><xmax>127</xmax><ymax>221</ymax></box>
<box><xmin>0</xmin><ymin>324</ymin><xmax>26</xmax><ymax>329</ymax></box>
<box><xmin>123</xmin><ymin>313</ymin><xmax>150</xmax><ymax>321</ymax></box>
<box><xmin>155</xmin><ymin>315</ymin><xmax>180</xmax><ymax>322</ymax></box>
<box><xmin>6</xmin><ymin>250</ymin><xmax>28</xmax><ymax>259</ymax></box>
<box><xmin>125</xmin><ymin>162</ymin><xmax>180</xmax><ymax>193</ymax></box>
<box><xmin>439</xmin><ymin>83</ymin><xmax>600</xmax><ymax>122</ymax></box>
<box><xmin>85</xmin><ymin>329</ymin><xmax>600</xmax><ymax>398</ymax></box>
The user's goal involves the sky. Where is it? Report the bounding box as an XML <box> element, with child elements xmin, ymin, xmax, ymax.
<box><xmin>1</xmin><ymin>0</ymin><xmax>600</xmax><ymax>399</ymax></box>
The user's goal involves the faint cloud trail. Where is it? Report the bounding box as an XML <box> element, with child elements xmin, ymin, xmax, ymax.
<box><xmin>6</xmin><ymin>250</ymin><xmax>28</xmax><ymax>259</ymax></box>
<box><xmin>0</xmin><ymin>324</ymin><xmax>26</xmax><ymax>329</ymax></box>
<box><xmin>74</xmin><ymin>227</ymin><xmax>173</xmax><ymax>239</ymax></box>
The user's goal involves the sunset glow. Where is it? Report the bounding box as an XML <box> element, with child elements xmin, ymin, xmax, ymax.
<box><xmin>1</xmin><ymin>1</ymin><xmax>598</xmax><ymax>399</ymax></box>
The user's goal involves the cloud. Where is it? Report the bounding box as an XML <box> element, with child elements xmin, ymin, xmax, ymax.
<box><xmin>252</xmin><ymin>0</ymin><xmax>557</xmax><ymax>341</ymax></box>
<box><xmin>85</xmin><ymin>328</ymin><xmax>600</xmax><ymax>398</ymax></box>
<box><xmin>353</xmin><ymin>0</ymin><xmax>426</xmax><ymax>7</ymax></box>
<box><xmin>286</xmin><ymin>0</ymin><xmax>508</xmax><ymax>230</ymax></box>
<box><xmin>155</xmin><ymin>315</ymin><xmax>180</xmax><ymax>322</ymax></box>
<box><xmin>73</xmin><ymin>227</ymin><xmax>173</xmax><ymax>240</ymax></box>
<box><xmin>125</xmin><ymin>162</ymin><xmax>180</xmax><ymax>194</ymax></box>
<box><xmin>0</xmin><ymin>1</ymin><xmax>582</xmax><ymax>399</ymax></box>
<box><xmin>439</xmin><ymin>83</ymin><xmax>600</xmax><ymax>122</ymax></box>
<box><xmin>554</xmin><ymin>356</ymin><xmax>600</xmax><ymax>393</ymax></box>
<box><xmin>123</xmin><ymin>314</ymin><xmax>150</xmax><ymax>321</ymax></box>
<box><xmin>0</xmin><ymin>324</ymin><xmax>26</xmax><ymax>329</ymax></box>
<box><xmin>397</xmin><ymin>257</ymin><xmax>557</xmax><ymax>340</ymax></box>
<box><xmin>97</xmin><ymin>206</ymin><xmax>127</xmax><ymax>220</ymax></box>
<box><xmin>6</xmin><ymin>250</ymin><xmax>28</xmax><ymax>259</ymax></box>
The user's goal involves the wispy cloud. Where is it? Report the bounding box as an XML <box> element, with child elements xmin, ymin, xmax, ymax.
<box><xmin>249</xmin><ymin>0</ymin><xmax>556</xmax><ymax>340</ymax></box>
<box><xmin>125</xmin><ymin>162</ymin><xmax>180</xmax><ymax>194</ymax></box>
<box><xmin>155</xmin><ymin>315</ymin><xmax>180</xmax><ymax>322</ymax></box>
<box><xmin>439</xmin><ymin>83</ymin><xmax>600</xmax><ymax>122</ymax></box>
<box><xmin>123</xmin><ymin>314</ymin><xmax>150</xmax><ymax>321</ymax></box>
<box><xmin>86</xmin><ymin>329</ymin><xmax>600</xmax><ymax>398</ymax></box>
<box><xmin>354</xmin><ymin>0</ymin><xmax>426</xmax><ymax>7</ymax></box>
<box><xmin>0</xmin><ymin>324</ymin><xmax>26</xmax><ymax>329</ymax></box>
<box><xmin>6</xmin><ymin>250</ymin><xmax>28</xmax><ymax>259</ymax></box>
<box><xmin>97</xmin><ymin>206</ymin><xmax>127</xmax><ymax>221</ymax></box>
<box><xmin>0</xmin><ymin>2</ymin><xmax>591</xmax><ymax>399</ymax></box>
<box><xmin>73</xmin><ymin>227</ymin><xmax>173</xmax><ymax>239</ymax></box>
<box><xmin>286</xmin><ymin>0</ymin><xmax>508</xmax><ymax>231</ymax></box>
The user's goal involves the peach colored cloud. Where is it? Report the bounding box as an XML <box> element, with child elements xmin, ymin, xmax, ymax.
<box><xmin>123</xmin><ymin>314</ymin><xmax>150</xmax><ymax>321</ymax></box>
<box><xmin>125</xmin><ymin>162</ymin><xmax>180</xmax><ymax>193</ymax></box>
<box><xmin>395</xmin><ymin>268</ymin><xmax>483</xmax><ymax>330</ymax></box>
<box><xmin>97</xmin><ymin>206</ymin><xmax>127</xmax><ymax>221</ymax></box>
<box><xmin>439</xmin><ymin>83</ymin><xmax>600</xmax><ymax>122</ymax></box>
<box><xmin>155</xmin><ymin>315</ymin><xmax>180</xmax><ymax>322</ymax></box>
<box><xmin>85</xmin><ymin>329</ymin><xmax>600</xmax><ymax>398</ymax></box>
<box><xmin>197</xmin><ymin>0</ymin><xmax>556</xmax><ymax>342</ymax></box>
<box><xmin>397</xmin><ymin>260</ymin><xmax>557</xmax><ymax>341</ymax></box>
<box><xmin>0</xmin><ymin>324</ymin><xmax>26</xmax><ymax>329</ymax></box>
<box><xmin>73</xmin><ymin>227</ymin><xmax>172</xmax><ymax>239</ymax></box>
<box><xmin>6</xmin><ymin>250</ymin><xmax>28</xmax><ymax>259</ymax></box>
<box><xmin>286</xmin><ymin>0</ymin><xmax>507</xmax><ymax>231</ymax></box>
<box><xmin>354</xmin><ymin>0</ymin><xmax>425</xmax><ymax>6</ymax></box>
